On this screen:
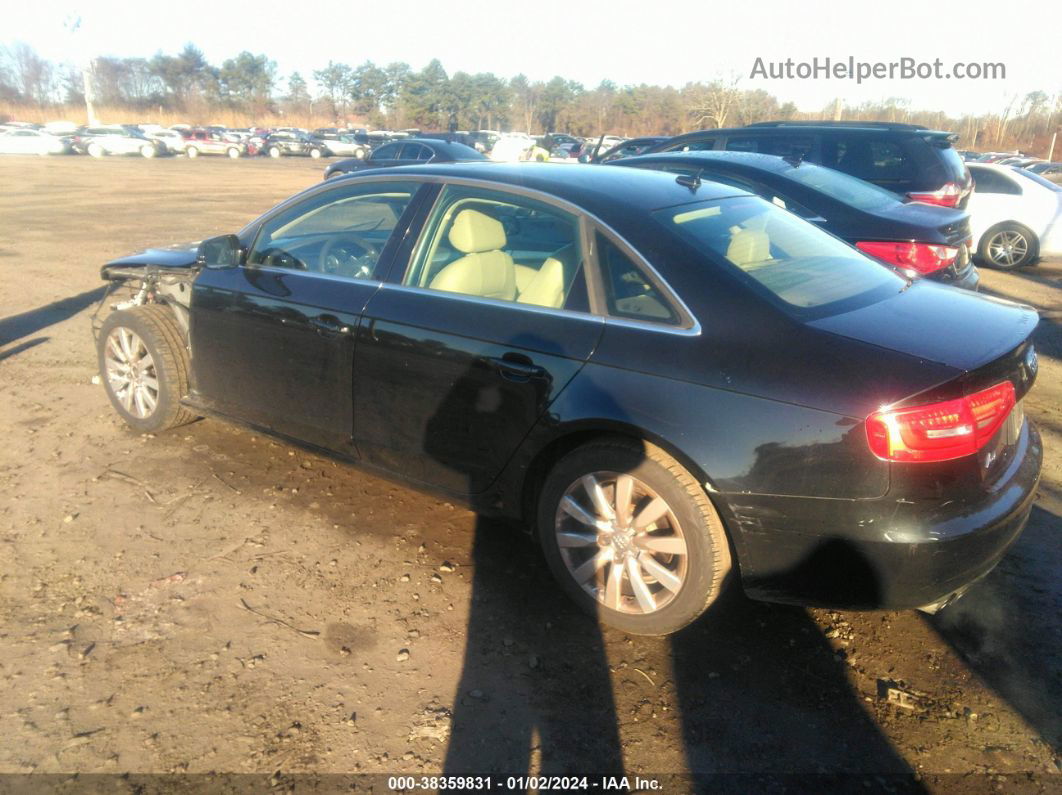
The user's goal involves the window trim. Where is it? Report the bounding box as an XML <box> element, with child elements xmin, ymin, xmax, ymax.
<box><xmin>392</xmin><ymin>175</ymin><xmax>701</xmax><ymax>335</ymax></box>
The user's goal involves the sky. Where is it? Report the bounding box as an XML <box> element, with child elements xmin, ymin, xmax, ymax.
<box><xmin>7</xmin><ymin>0</ymin><xmax>1060</xmax><ymax>117</ymax></box>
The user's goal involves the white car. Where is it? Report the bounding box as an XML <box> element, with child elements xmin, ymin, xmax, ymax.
<box><xmin>0</xmin><ymin>128</ymin><xmax>73</xmax><ymax>155</ymax></box>
<box><xmin>966</xmin><ymin>163</ymin><xmax>1062</xmax><ymax>269</ymax></box>
<box><xmin>79</xmin><ymin>126</ymin><xmax>161</xmax><ymax>158</ymax></box>
<box><xmin>321</xmin><ymin>134</ymin><xmax>370</xmax><ymax>159</ymax></box>
<box><xmin>490</xmin><ymin>133</ymin><xmax>535</xmax><ymax>161</ymax></box>
<box><xmin>146</xmin><ymin>128</ymin><xmax>187</xmax><ymax>153</ymax></box>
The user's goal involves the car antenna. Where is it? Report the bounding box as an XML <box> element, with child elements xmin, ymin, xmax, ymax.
<box><xmin>783</xmin><ymin>150</ymin><xmax>804</xmax><ymax>167</ymax></box>
<box><xmin>675</xmin><ymin>169</ymin><xmax>703</xmax><ymax>191</ymax></box>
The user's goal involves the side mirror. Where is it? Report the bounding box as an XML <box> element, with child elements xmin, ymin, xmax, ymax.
<box><xmin>196</xmin><ymin>234</ymin><xmax>242</xmax><ymax>268</ymax></box>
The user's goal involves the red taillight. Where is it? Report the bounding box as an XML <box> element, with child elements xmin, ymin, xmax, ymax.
<box><xmin>866</xmin><ymin>381</ymin><xmax>1016</xmax><ymax>462</ymax></box>
<box><xmin>855</xmin><ymin>240</ymin><xmax>959</xmax><ymax>275</ymax></box>
<box><xmin>907</xmin><ymin>181</ymin><xmax>963</xmax><ymax>207</ymax></box>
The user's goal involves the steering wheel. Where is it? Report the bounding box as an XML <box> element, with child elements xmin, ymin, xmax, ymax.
<box><xmin>318</xmin><ymin>234</ymin><xmax>381</xmax><ymax>278</ymax></box>
<box><xmin>256</xmin><ymin>246</ymin><xmax>307</xmax><ymax>270</ymax></box>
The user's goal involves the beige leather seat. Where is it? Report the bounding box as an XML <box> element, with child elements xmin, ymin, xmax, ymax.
<box><xmin>517</xmin><ymin>257</ymin><xmax>565</xmax><ymax>308</ymax></box>
<box><xmin>726</xmin><ymin>221</ymin><xmax>771</xmax><ymax>267</ymax></box>
<box><xmin>429</xmin><ymin>209</ymin><xmax>516</xmax><ymax>300</ymax></box>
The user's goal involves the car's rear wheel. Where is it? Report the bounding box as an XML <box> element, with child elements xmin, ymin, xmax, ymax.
<box><xmin>269</xmin><ymin>146</ymin><xmax>282</xmax><ymax>158</ymax></box>
<box><xmin>537</xmin><ymin>438</ymin><xmax>731</xmax><ymax>635</ymax></box>
<box><xmin>87</xmin><ymin>142</ymin><xmax>104</xmax><ymax>158</ymax></box>
<box><xmin>186</xmin><ymin>146</ymin><xmax>199</xmax><ymax>158</ymax></box>
<box><xmin>97</xmin><ymin>306</ymin><xmax>197</xmax><ymax>434</ymax></box>
<box><xmin>309</xmin><ymin>147</ymin><xmax>322</xmax><ymax>159</ymax></box>
<box><xmin>979</xmin><ymin>223</ymin><xmax>1038</xmax><ymax>269</ymax></box>
<box><xmin>227</xmin><ymin>147</ymin><xmax>240</xmax><ymax>159</ymax></box>
<box><xmin>140</xmin><ymin>144</ymin><xmax>156</xmax><ymax>159</ymax></box>
<box><xmin>354</xmin><ymin>148</ymin><xmax>366</xmax><ymax>159</ymax></box>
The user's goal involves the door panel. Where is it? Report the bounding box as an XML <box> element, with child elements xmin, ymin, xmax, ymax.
<box><xmin>189</xmin><ymin>180</ymin><xmax>429</xmax><ymax>454</ymax></box>
<box><xmin>191</xmin><ymin>268</ymin><xmax>373</xmax><ymax>454</ymax></box>
<box><xmin>353</xmin><ymin>286</ymin><xmax>603</xmax><ymax>493</ymax></box>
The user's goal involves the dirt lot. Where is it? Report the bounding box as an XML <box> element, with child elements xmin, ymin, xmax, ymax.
<box><xmin>0</xmin><ymin>155</ymin><xmax>1059</xmax><ymax>792</ymax></box>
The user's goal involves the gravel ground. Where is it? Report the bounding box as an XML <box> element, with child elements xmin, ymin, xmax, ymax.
<box><xmin>0</xmin><ymin>155</ymin><xmax>1059</xmax><ymax>792</ymax></box>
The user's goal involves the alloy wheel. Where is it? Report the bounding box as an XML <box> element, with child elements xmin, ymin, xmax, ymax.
<box><xmin>554</xmin><ymin>471</ymin><xmax>688</xmax><ymax>615</ymax></box>
<box><xmin>987</xmin><ymin>229</ymin><xmax>1029</xmax><ymax>267</ymax></box>
<box><xmin>104</xmin><ymin>327</ymin><xmax>159</xmax><ymax>419</ymax></box>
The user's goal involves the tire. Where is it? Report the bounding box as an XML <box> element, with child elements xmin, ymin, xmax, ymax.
<box><xmin>978</xmin><ymin>223</ymin><xmax>1038</xmax><ymax>269</ymax></box>
<box><xmin>186</xmin><ymin>146</ymin><xmax>199</xmax><ymax>159</ymax></box>
<box><xmin>227</xmin><ymin>147</ymin><xmax>241</xmax><ymax>159</ymax></box>
<box><xmin>537</xmin><ymin>438</ymin><xmax>732</xmax><ymax>636</ymax></box>
<box><xmin>87</xmin><ymin>142</ymin><xmax>105</xmax><ymax>158</ymax></box>
<box><xmin>140</xmin><ymin>144</ymin><xmax>156</xmax><ymax>159</ymax></box>
<box><xmin>354</xmin><ymin>148</ymin><xmax>366</xmax><ymax>159</ymax></box>
<box><xmin>309</xmin><ymin>147</ymin><xmax>322</xmax><ymax>159</ymax></box>
<box><xmin>97</xmin><ymin>305</ymin><xmax>198</xmax><ymax>434</ymax></box>
<box><xmin>269</xmin><ymin>146</ymin><xmax>282</xmax><ymax>158</ymax></box>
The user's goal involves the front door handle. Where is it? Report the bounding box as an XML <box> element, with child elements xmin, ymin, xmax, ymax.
<box><xmin>311</xmin><ymin>314</ymin><xmax>351</xmax><ymax>336</ymax></box>
<box><xmin>488</xmin><ymin>354</ymin><xmax>546</xmax><ymax>381</ymax></box>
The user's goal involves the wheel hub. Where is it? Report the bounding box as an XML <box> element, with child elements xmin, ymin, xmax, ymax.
<box><xmin>555</xmin><ymin>471</ymin><xmax>687</xmax><ymax>615</ymax></box>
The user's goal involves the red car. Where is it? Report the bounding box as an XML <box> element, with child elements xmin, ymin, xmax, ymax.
<box><xmin>181</xmin><ymin>129</ymin><xmax>246</xmax><ymax>159</ymax></box>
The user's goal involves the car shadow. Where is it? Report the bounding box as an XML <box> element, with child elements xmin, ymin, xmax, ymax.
<box><xmin>441</xmin><ymin>515</ymin><xmax>626</xmax><ymax>778</ymax></box>
<box><xmin>925</xmin><ymin>501</ymin><xmax>1062</xmax><ymax>754</ymax></box>
<box><xmin>0</xmin><ymin>286</ymin><xmax>106</xmax><ymax>347</ymax></box>
<box><xmin>0</xmin><ymin>336</ymin><xmax>48</xmax><ymax>362</ymax></box>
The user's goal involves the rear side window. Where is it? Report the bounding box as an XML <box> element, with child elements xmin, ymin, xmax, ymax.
<box><xmin>373</xmin><ymin>143</ymin><xmax>402</xmax><ymax>159</ymax></box>
<box><xmin>820</xmin><ymin>137</ymin><xmax>913</xmax><ymax>183</ymax></box>
<box><xmin>655</xmin><ymin>196</ymin><xmax>904</xmax><ymax>314</ymax></box>
<box><xmin>724</xmin><ymin>135</ymin><xmax>813</xmax><ymax>159</ymax></box>
<box><xmin>970</xmin><ymin>169</ymin><xmax>1021</xmax><ymax>195</ymax></box>
<box><xmin>670</xmin><ymin>138</ymin><xmax>717</xmax><ymax>152</ymax></box>
<box><xmin>595</xmin><ymin>232</ymin><xmax>678</xmax><ymax>324</ymax></box>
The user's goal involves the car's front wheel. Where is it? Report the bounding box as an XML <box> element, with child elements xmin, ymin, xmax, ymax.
<box><xmin>537</xmin><ymin>438</ymin><xmax>732</xmax><ymax>636</ymax></box>
<box><xmin>309</xmin><ymin>147</ymin><xmax>322</xmax><ymax>159</ymax></box>
<box><xmin>97</xmin><ymin>306</ymin><xmax>198</xmax><ymax>434</ymax></box>
<box><xmin>269</xmin><ymin>146</ymin><xmax>282</xmax><ymax>158</ymax></box>
<box><xmin>186</xmin><ymin>146</ymin><xmax>199</xmax><ymax>158</ymax></box>
<box><xmin>227</xmin><ymin>147</ymin><xmax>241</xmax><ymax>159</ymax></box>
<box><xmin>140</xmin><ymin>144</ymin><xmax>156</xmax><ymax>159</ymax></box>
<box><xmin>979</xmin><ymin>223</ymin><xmax>1038</xmax><ymax>269</ymax></box>
<box><xmin>87</xmin><ymin>142</ymin><xmax>104</xmax><ymax>158</ymax></box>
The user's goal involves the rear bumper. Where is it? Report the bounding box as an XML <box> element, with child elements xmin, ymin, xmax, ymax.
<box><xmin>729</xmin><ymin>419</ymin><xmax>1042</xmax><ymax>610</ymax></box>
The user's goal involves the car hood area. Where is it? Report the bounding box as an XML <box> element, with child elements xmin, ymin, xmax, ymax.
<box><xmin>104</xmin><ymin>242</ymin><xmax>200</xmax><ymax>269</ymax></box>
<box><xmin>809</xmin><ymin>279</ymin><xmax>1038</xmax><ymax>373</ymax></box>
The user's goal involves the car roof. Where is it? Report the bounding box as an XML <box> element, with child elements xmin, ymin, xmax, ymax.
<box><xmin>391</xmin><ymin>138</ymin><xmax>485</xmax><ymax>158</ymax></box>
<box><xmin>352</xmin><ymin>161</ymin><xmax>751</xmax><ymax>211</ymax></box>
<box><xmin>626</xmin><ymin>149</ymin><xmax>805</xmax><ymax>174</ymax></box>
<box><xmin>660</xmin><ymin>123</ymin><xmax>957</xmax><ymax>145</ymax></box>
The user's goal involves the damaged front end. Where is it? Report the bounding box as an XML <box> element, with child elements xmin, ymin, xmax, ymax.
<box><xmin>91</xmin><ymin>243</ymin><xmax>202</xmax><ymax>341</ymax></box>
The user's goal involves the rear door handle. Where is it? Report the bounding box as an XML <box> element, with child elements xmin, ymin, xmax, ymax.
<box><xmin>488</xmin><ymin>354</ymin><xmax>546</xmax><ymax>381</ymax></box>
<box><xmin>311</xmin><ymin>314</ymin><xmax>351</xmax><ymax>336</ymax></box>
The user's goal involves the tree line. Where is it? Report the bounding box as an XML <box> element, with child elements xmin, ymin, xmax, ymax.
<box><xmin>1</xmin><ymin>41</ymin><xmax>1058</xmax><ymax>152</ymax></box>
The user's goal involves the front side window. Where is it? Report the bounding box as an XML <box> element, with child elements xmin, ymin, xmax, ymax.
<box><xmin>404</xmin><ymin>185</ymin><xmax>586</xmax><ymax>310</ymax></box>
<box><xmin>247</xmin><ymin>181</ymin><xmax>421</xmax><ymax>279</ymax></box>
<box><xmin>656</xmin><ymin>196</ymin><xmax>905</xmax><ymax>313</ymax></box>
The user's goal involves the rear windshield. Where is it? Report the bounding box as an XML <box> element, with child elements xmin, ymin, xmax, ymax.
<box><xmin>655</xmin><ymin>196</ymin><xmax>905</xmax><ymax>314</ymax></box>
<box><xmin>779</xmin><ymin>162</ymin><xmax>900</xmax><ymax>211</ymax></box>
<box><xmin>1012</xmin><ymin>168</ymin><xmax>1062</xmax><ymax>192</ymax></box>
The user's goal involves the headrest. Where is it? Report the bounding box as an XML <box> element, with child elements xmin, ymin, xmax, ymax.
<box><xmin>448</xmin><ymin>209</ymin><xmax>507</xmax><ymax>254</ymax></box>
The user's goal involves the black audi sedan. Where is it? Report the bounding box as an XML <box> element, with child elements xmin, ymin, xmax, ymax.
<box><xmin>323</xmin><ymin>137</ymin><xmax>486</xmax><ymax>179</ymax></box>
<box><xmin>93</xmin><ymin>163</ymin><xmax>1041</xmax><ymax>636</ymax></box>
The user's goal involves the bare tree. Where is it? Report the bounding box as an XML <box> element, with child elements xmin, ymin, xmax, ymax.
<box><xmin>686</xmin><ymin>77</ymin><xmax>741</xmax><ymax>129</ymax></box>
